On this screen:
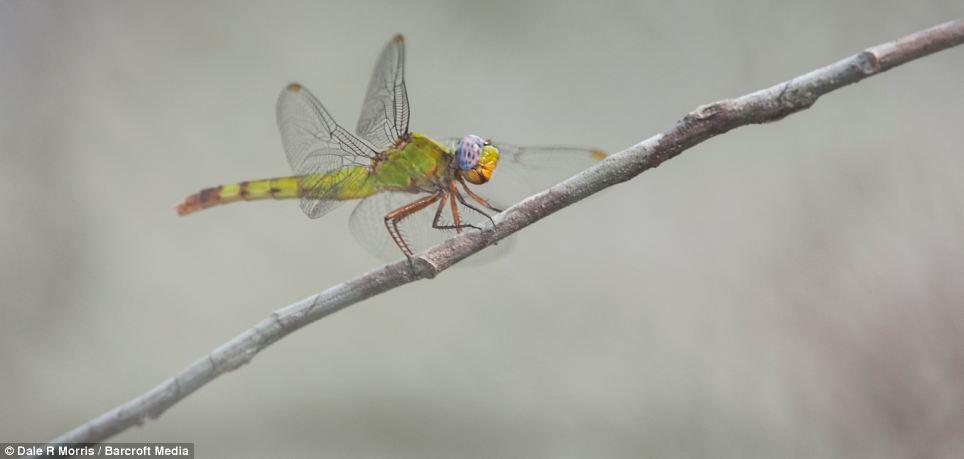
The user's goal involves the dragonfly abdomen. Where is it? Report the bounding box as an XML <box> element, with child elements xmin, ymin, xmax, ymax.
<box><xmin>176</xmin><ymin>176</ymin><xmax>300</xmax><ymax>216</ymax></box>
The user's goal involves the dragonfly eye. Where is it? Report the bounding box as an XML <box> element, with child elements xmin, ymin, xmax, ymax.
<box><xmin>456</xmin><ymin>134</ymin><xmax>485</xmax><ymax>170</ymax></box>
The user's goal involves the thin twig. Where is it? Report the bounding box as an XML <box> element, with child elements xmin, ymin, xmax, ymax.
<box><xmin>40</xmin><ymin>19</ymin><xmax>964</xmax><ymax>451</ymax></box>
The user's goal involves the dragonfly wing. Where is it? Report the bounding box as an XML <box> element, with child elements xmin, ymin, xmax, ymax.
<box><xmin>277</xmin><ymin>83</ymin><xmax>378</xmax><ymax>218</ymax></box>
<box><xmin>356</xmin><ymin>35</ymin><xmax>409</xmax><ymax>151</ymax></box>
<box><xmin>348</xmin><ymin>191</ymin><xmax>511</xmax><ymax>263</ymax></box>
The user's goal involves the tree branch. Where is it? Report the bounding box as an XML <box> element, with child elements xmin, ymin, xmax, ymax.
<box><xmin>42</xmin><ymin>18</ymin><xmax>964</xmax><ymax>450</ymax></box>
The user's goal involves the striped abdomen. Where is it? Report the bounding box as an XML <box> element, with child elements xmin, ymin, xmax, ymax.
<box><xmin>176</xmin><ymin>176</ymin><xmax>302</xmax><ymax>216</ymax></box>
<box><xmin>176</xmin><ymin>166</ymin><xmax>382</xmax><ymax>216</ymax></box>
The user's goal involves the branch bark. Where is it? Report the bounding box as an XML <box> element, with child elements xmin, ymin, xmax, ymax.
<box><xmin>41</xmin><ymin>19</ymin><xmax>964</xmax><ymax>451</ymax></box>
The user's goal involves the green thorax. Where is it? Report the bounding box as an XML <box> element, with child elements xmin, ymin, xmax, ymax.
<box><xmin>371</xmin><ymin>132</ymin><xmax>452</xmax><ymax>192</ymax></box>
<box><xmin>308</xmin><ymin>132</ymin><xmax>452</xmax><ymax>201</ymax></box>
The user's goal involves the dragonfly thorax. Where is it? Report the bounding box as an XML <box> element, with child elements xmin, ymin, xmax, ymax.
<box><xmin>456</xmin><ymin>135</ymin><xmax>500</xmax><ymax>184</ymax></box>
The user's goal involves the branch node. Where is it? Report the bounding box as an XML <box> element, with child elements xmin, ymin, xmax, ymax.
<box><xmin>776</xmin><ymin>83</ymin><xmax>817</xmax><ymax>116</ymax></box>
<box><xmin>687</xmin><ymin>100</ymin><xmax>730</xmax><ymax>122</ymax></box>
<box><xmin>270</xmin><ymin>311</ymin><xmax>285</xmax><ymax>331</ymax></box>
<box><xmin>855</xmin><ymin>50</ymin><xmax>882</xmax><ymax>75</ymax></box>
<box><xmin>412</xmin><ymin>255</ymin><xmax>439</xmax><ymax>279</ymax></box>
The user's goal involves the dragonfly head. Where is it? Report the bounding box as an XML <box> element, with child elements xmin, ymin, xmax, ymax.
<box><xmin>456</xmin><ymin>134</ymin><xmax>500</xmax><ymax>185</ymax></box>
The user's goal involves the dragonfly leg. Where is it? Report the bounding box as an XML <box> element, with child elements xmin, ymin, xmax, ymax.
<box><xmin>448</xmin><ymin>181</ymin><xmax>463</xmax><ymax>234</ymax></box>
<box><xmin>384</xmin><ymin>192</ymin><xmax>444</xmax><ymax>258</ymax></box>
<box><xmin>451</xmin><ymin>187</ymin><xmax>495</xmax><ymax>230</ymax></box>
<box><xmin>431</xmin><ymin>190</ymin><xmax>482</xmax><ymax>232</ymax></box>
<box><xmin>432</xmin><ymin>191</ymin><xmax>449</xmax><ymax>228</ymax></box>
<box><xmin>458</xmin><ymin>176</ymin><xmax>503</xmax><ymax>213</ymax></box>
<box><xmin>449</xmin><ymin>181</ymin><xmax>487</xmax><ymax>232</ymax></box>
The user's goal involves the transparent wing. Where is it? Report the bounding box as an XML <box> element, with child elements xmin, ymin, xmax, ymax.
<box><xmin>356</xmin><ymin>35</ymin><xmax>409</xmax><ymax>151</ymax></box>
<box><xmin>348</xmin><ymin>191</ymin><xmax>511</xmax><ymax>263</ymax></box>
<box><xmin>276</xmin><ymin>83</ymin><xmax>378</xmax><ymax>218</ymax></box>
<box><xmin>437</xmin><ymin>138</ymin><xmax>607</xmax><ymax>207</ymax></box>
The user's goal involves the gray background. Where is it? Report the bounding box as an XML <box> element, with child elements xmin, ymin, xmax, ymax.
<box><xmin>2</xmin><ymin>1</ymin><xmax>964</xmax><ymax>457</ymax></box>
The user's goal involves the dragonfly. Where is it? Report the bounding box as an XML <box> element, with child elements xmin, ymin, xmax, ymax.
<box><xmin>176</xmin><ymin>35</ymin><xmax>605</xmax><ymax>261</ymax></box>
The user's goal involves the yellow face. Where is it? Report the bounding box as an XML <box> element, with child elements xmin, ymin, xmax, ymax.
<box><xmin>463</xmin><ymin>144</ymin><xmax>500</xmax><ymax>184</ymax></box>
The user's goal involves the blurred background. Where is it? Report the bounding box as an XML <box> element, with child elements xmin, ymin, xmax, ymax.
<box><xmin>2</xmin><ymin>1</ymin><xmax>964</xmax><ymax>457</ymax></box>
